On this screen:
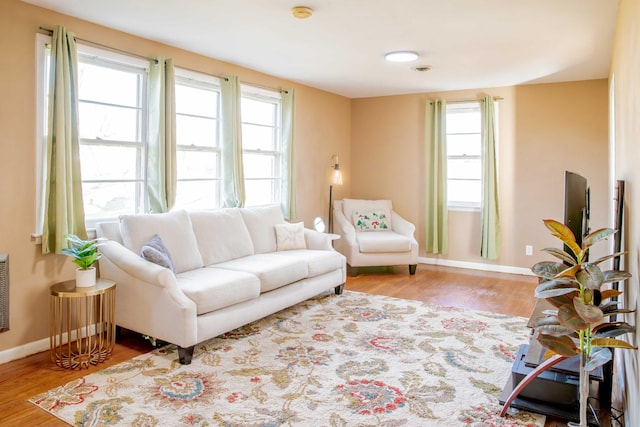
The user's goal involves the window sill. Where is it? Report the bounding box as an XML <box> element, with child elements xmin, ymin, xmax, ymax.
<box><xmin>32</xmin><ymin>228</ymin><xmax>98</xmax><ymax>245</ymax></box>
<box><xmin>448</xmin><ymin>206</ymin><xmax>480</xmax><ymax>213</ymax></box>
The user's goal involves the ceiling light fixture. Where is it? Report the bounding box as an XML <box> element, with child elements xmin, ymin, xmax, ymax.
<box><xmin>384</xmin><ymin>51</ymin><xmax>419</xmax><ymax>62</ymax></box>
<box><xmin>291</xmin><ymin>6</ymin><xmax>313</xmax><ymax>19</ymax></box>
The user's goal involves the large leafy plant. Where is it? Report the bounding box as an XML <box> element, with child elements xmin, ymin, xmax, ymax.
<box><xmin>532</xmin><ymin>219</ymin><xmax>636</xmax><ymax>426</ymax></box>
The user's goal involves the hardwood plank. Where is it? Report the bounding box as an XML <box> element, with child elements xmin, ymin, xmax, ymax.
<box><xmin>0</xmin><ymin>264</ymin><xmax>568</xmax><ymax>426</ymax></box>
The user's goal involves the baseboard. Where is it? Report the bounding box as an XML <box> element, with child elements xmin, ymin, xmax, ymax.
<box><xmin>419</xmin><ymin>256</ymin><xmax>534</xmax><ymax>276</ymax></box>
<box><xmin>0</xmin><ymin>324</ymin><xmax>99</xmax><ymax>365</ymax></box>
<box><xmin>0</xmin><ymin>336</ymin><xmax>50</xmax><ymax>365</ymax></box>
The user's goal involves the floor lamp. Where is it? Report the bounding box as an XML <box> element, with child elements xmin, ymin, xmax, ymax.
<box><xmin>328</xmin><ymin>155</ymin><xmax>343</xmax><ymax>233</ymax></box>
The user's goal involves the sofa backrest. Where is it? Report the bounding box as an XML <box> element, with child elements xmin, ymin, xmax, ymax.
<box><xmin>240</xmin><ymin>204</ymin><xmax>286</xmax><ymax>254</ymax></box>
<box><xmin>189</xmin><ymin>208</ymin><xmax>254</xmax><ymax>266</ymax></box>
<box><xmin>119</xmin><ymin>210</ymin><xmax>204</xmax><ymax>274</ymax></box>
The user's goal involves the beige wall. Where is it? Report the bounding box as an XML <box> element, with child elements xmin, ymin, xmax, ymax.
<box><xmin>611</xmin><ymin>0</ymin><xmax>640</xmax><ymax>423</ymax></box>
<box><xmin>351</xmin><ymin>80</ymin><xmax>609</xmax><ymax>269</ymax></box>
<box><xmin>0</xmin><ymin>0</ymin><xmax>351</xmax><ymax>353</ymax></box>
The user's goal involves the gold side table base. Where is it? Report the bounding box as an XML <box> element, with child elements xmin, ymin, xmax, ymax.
<box><xmin>49</xmin><ymin>279</ymin><xmax>116</xmax><ymax>369</ymax></box>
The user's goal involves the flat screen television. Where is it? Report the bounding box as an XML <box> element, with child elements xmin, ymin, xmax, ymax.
<box><xmin>564</xmin><ymin>171</ymin><xmax>589</xmax><ymax>256</ymax></box>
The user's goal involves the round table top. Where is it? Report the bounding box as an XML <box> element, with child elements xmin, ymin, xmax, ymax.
<box><xmin>50</xmin><ymin>278</ymin><xmax>116</xmax><ymax>297</ymax></box>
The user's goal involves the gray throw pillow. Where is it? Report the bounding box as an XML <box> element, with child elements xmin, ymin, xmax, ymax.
<box><xmin>140</xmin><ymin>234</ymin><xmax>176</xmax><ymax>273</ymax></box>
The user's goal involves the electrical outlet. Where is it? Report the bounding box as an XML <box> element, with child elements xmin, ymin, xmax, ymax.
<box><xmin>525</xmin><ymin>245</ymin><xmax>533</xmax><ymax>256</ymax></box>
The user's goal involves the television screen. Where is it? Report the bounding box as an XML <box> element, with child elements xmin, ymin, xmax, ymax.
<box><xmin>564</xmin><ymin>171</ymin><xmax>589</xmax><ymax>251</ymax></box>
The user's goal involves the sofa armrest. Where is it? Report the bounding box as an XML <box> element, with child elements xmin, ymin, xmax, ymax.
<box><xmin>99</xmin><ymin>240</ymin><xmax>175</xmax><ymax>288</ymax></box>
<box><xmin>304</xmin><ymin>228</ymin><xmax>337</xmax><ymax>250</ymax></box>
<box><xmin>391</xmin><ymin>211</ymin><xmax>417</xmax><ymax>239</ymax></box>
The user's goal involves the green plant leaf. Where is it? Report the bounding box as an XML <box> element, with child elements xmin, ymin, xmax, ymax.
<box><xmin>593</xmin><ymin>322</ymin><xmax>636</xmax><ymax>338</ymax></box>
<box><xmin>534</xmin><ymin>315</ymin><xmax>560</xmax><ymax>328</ymax></box>
<box><xmin>536</xmin><ymin>324</ymin><xmax>575</xmax><ymax>337</ymax></box>
<box><xmin>585</xmin><ymin>347</ymin><xmax>612</xmax><ymax>372</ymax></box>
<box><xmin>531</xmin><ymin>261</ymin><xmax>566</xmax><ymax>279</ymax></box>
<box><xmin>599</xmin><ymin>289</ymin><xmax>623</xmax><ymax>301</ymax></box>
<box><xmin>543</xmin><ymin>219</ymin><xmax>582</xmax><ymax>260</ymax></box>
<box><xmin>547</xmin><ymin>292</ymin><xmax>579</xmax><ymax>308</ymax></box>
<box><xmin>537</xmin><ymin>333</ymin><xmax>579</xmax><ymax>357</ymax></box>
<box><xmin>601</xmin><ymin>270</ymin><xmax>632</xmax><ymax>284</ymax></box>
<box><xmin>573</xmin><ymin>297</ymin><xmax>604</xmax><ymax>323</ymax></box>
<box><xmin>582</xmin><ymin>228</ymin><xmax>614</xmax><ymax>249</ymax></box>
<box><xmin>558</xmin><ymin>303</ymin><xmax>589</xmax><ymax>331</ymax></box>
<box><xmin>576</xmin><ymin>264</ymin><xmax>604</xmax><ymax>290</ymax></box>
<box><xmin>591</xmin><ymin>338</ymin><xmax>638</xmax><ymax>350</ymax></box>
<box><xmin>540</xmin><ymin>248</ymin><xmax>577</xmax><ymax>266</ymax></box>
<box><xmin>534</xmin><ymin>279</ymin><xmax>578</xmax><ymax>299</ymax></box>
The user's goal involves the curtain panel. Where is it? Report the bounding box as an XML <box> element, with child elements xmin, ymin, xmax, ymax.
<box><xmin>220</xmin><ymin>76</ymin><xmax>245</xmax><ymax>208</ymax></box>
<box><xmin>42</xmin><ymin>25</ymin><xmax>87</xmax><ymax>254</ymax></box>
<box><xmin>146</xmin><ymin>57</ymin><xmax>177</xmax><ymax>213</ymax></box>
<box><xmin>281</xmin><ymin>88</ymin><xmax>296</xmax><ymax>220</ymax></box>
<box><xmin>424</xmin><ymin>99</ymin><xmax>449</xmax><ymax>254</ymax></box>
<box><xmin>480</xmin><ymin>96</ymin><xmax>500</xmax><ymax>259</ymax></box>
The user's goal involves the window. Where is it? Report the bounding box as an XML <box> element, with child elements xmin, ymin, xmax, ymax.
<box><xmin>446</xmin><ymin>102</ymin><xmax>482</xmax><ymax>209</ymax></box>
<box><xmin>77</xmin><ymin>55</ymin><xmax>148</xmax><ymax>225</ymax></box>
<box><xmin>174</xmin><ymin>72</ymin><xmax>222</xmax><ymax>210</ymax></box>
<box><xmin>241</xmin><ymin>87</ymin><xmax>283</xmax><ymax>207</ymax></box>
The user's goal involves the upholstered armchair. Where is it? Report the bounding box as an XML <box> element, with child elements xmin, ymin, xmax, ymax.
<box><xmin>332</xmin><ymin>199</ymin><xmax>418</xmax><ymax>276</ymax></box>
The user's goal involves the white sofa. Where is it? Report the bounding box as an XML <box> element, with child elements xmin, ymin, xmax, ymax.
<box><xmin>333</xmin><ymin>199</ymin><xmax>418</xmax><ymax>276</ymax></box>
<box><xmin>96</xmin><ymin>205</ymin><xmax>346</xmax><ymax>364</ymax></box>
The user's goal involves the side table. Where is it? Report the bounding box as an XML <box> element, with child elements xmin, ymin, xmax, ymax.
<box><xmin>49</xmin><ymin>278</ymin><xmax>116</xmax><ymax>369</ymax></box>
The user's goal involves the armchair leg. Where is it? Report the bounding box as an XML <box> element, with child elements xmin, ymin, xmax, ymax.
<box><xmin>178</xmin><ymin>345</ymin><xmax>195</xmax><ymax>365</ymax></box>
<box><xmin>409</xmin><ymin>264</ymin><xmax>417</xmax><ymax>275</ymax></box>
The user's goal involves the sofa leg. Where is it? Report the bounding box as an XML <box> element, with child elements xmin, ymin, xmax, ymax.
<box><xmin>347</xmin><ymin>264</ymin><xmax>358</xmax><ymax>277</ymax></box>
<box><xmin>334</xmin><ymin>284</ymin><xmax>345</xmax><ymax>295</ymax></box>
<box><xmin>409</xmin><ymin>264</ymin><xmax>417</xmax><ymax>275</ymax></box>
<box><xmin>178</xmin><ymin>346</ymin><xmax>195</xmax><ymax>365</ymax></box>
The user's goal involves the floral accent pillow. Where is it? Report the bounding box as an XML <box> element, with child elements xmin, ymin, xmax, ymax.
<box><xmin>353</xmin><ymin>211</ymin><xmax>390</xmax><ymax>231</ymax></box>
<box><xmin>275</xmin><ymin>222</ymin><xmax>307</xmax><ymax>251</ymax></box>
<box><xmin>140</xmin><ymin>234</ymin><xmax>176</xmax><ymax>273</ymax></box>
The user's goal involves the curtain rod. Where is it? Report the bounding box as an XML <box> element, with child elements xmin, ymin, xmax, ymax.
<box><xmin>39</xmin><ymin>26</ymin><xmax>289</xmax><ymax>94</ymax></box>
<box><xmin>430</xmin><ymin>96</ymin><xmax>504</xmax><ymax>105</ymax></box>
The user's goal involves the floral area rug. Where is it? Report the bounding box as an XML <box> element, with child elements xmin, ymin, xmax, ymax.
<box><xmin>30</xmin><ymin>291</ymin><xmax>545</xmax><ymax>426</ymax></box>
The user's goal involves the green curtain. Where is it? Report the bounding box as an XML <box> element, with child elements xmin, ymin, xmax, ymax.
<box><xmin>424</xmin><ymin>99</ymin><xmax>448</xmax><ymax>254</ymax></box>
<box><xmin>146</xmin><ymin>57</ymin><xmax>176</xmax><ymax>213</ymax></box>
<box><xmin>480</xmin><ymin>96</ymin><xmax>501</xmax><ymax>259</ymax></box>
<box><xmin>220</xmin><ymin>76</ymin><xmax>245</xmax><ymax>207</ymax></box>
<box><xmin>42</xmin><ymin>25</ymin><xmax>87</xmax><ymax>254</ymax></box>
<box><xmin>281</xmin><ymin>88</ymin><xmax>296</xmax><ymax>219</ymax></box>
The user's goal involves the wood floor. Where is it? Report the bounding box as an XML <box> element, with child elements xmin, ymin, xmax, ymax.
<box><xmin>0</xmin><ymin>264</ymin><xmax>569</xmax><ymax>426</ymax></box>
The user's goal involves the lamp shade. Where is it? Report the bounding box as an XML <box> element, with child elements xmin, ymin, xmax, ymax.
<box><xmin>331</xmin><ymin>168</ymin><xmax>343</xmax><ymax>185</ymax></box>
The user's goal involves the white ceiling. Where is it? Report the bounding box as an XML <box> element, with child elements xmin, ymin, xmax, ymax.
<box><xmin>23</xmin><ymin>0</ymin><xmax>619</xmax><ymax>98</ymax></box>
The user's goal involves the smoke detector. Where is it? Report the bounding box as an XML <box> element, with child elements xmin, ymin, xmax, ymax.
<box><xmin>292</xmin><ymin>6</ymin><xmax>313</xmax><ymax>19</ymax></box>
<box><xmin>412</xmin><ymin>65</ymin><xmax>432</xmax><ymax>72</ymax></box>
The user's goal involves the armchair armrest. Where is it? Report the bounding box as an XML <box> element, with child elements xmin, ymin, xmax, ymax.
<box><xmin>333</xmin><ymin>208</ymin><xmax>358</xmax><ymax>247</ymax></box>
<box><xmin>391</xmin><ymin>211</ymin><xmax>417</xmax><ymax>240</ymax></box>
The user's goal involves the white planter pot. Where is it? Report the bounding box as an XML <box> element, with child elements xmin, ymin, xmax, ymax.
<box><xmin>75</xmin><ymin>267</ymin><xmax>97</xmax><ymax>288</ymax></box>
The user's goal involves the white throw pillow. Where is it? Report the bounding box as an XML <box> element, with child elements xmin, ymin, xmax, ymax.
<box><xmin>275</xmin><ymin>222</ymin><xmax>307</xmax><ymax>251</ymax></box>
<box><xmin>342</xmin><ymin>199</ymin><xmax>393</xmax><ymax>230</ymax></box>
<box><xmin>352</xmin><ymin>210</ymin><xmax>391</xmax><ymax>231</ymax></box>
<box><xmin>240</xmin><ymin>204</ymin><xmax>285</xmax><ymax>254</ymax></box>
<box><xmin>120</xmin><ymin>210</ymin><xmax>204</xmax><ymax>274</ymax></box>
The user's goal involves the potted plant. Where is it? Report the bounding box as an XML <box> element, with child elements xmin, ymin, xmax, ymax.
<box><xmin>61</xmin><ymin>234</ymin><xmax>105</xmax><ymax>287</ymax></box>
<box><xmin>532</xmin><ymin>219</ymin><xmax>636</xmax><ymax>427</ymax></box>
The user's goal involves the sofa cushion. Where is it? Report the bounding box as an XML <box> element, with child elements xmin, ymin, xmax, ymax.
<box><xmin>343</xmin><ymin>199</ymin><xmax>393</xmax><ymax>230</ymax></box>
<box><xmin>120</xmin><ymin>210</ymin><xmax>204</xmax><ymax>274</ymax></box>
<box><xmin>275</xmin><ymin>249</ymin><xmax>344</xmax><ymax>278</ymax></box>
<box><xmin>215</xmin><ymin>254</ymin><xmax>307</xmax><ymax>293</ymax></box>
<box><xmin>190</xmin><ymin>209</ymin><xmax>255</xmax><ymax>266</ymax></box>
<box><xmin>275</xmin><ymin>222</ymin><xmax>306</xmax><ymax>251</ymax></box>
<box><xmin>176</xmin><ymin>268</ymin><xmax>260</xmax><ymax>315</ymax></box>
<box><xmin>356</xmin><ymin>231</ymin><xmax>413</xmax><ymax>253</ymax></box>
<box><xmin>140</xmin><ymin>234</ymin><xmax>175</xmax><ymax>272</ymax></box>
<box><xmin>240</xmin><ymin>205</ymin><xmax>285</xmax><ymax>254</ymax></box>
<box><xmin>352</xmin><ymin>211</ymin><xmax>390</xmax><ymax>231</ymax></box>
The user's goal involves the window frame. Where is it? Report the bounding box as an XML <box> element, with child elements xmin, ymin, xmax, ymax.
<box><xmin>240</xmin><ymin>85</ymin><xmax>284</xmax><ymax>207</ymax></box>
<box><xmin>446</xmin><ymin>102</ymin><xmax>482</xmax><ymax>211</ymax></box>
